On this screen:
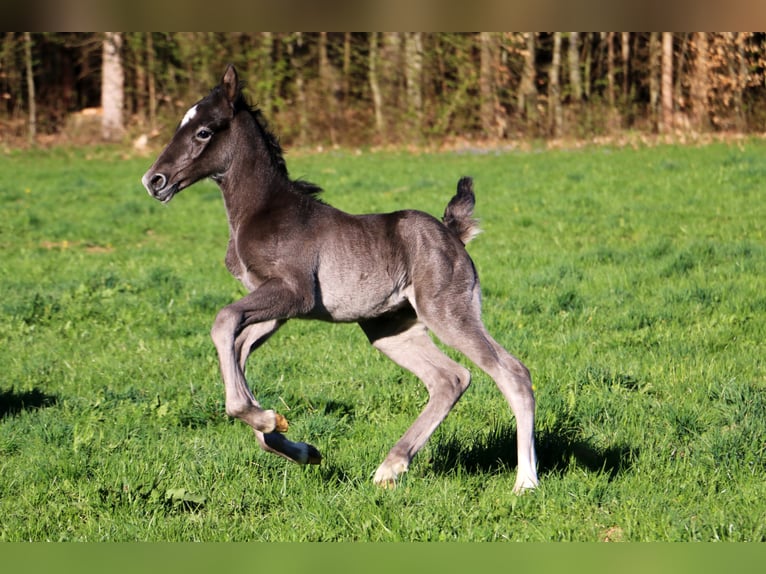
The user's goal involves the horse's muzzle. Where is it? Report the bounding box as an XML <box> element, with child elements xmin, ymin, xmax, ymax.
<box><xmin>142</xmin><ymin>171</ymin><xmax>178</xmax><ymax>203</ymax></box>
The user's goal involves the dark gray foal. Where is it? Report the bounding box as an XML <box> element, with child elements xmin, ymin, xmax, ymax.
<box><xmin>142</xmin><ymin>65</ymin><xmax>538</xmax><ymax>492</ymax></box>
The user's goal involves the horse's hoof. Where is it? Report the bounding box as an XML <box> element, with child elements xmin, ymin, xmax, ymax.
<box><xmin>376</xmin><ymin>478</ymin><xmax>396</xmax><ymax>490</ymax></box>
<box><xmin>306</xmin><ymin>444</ymin><xmax>322</xmax><ymax>465</ymax></box>
<box><xmin>512</xmin><ymin>474</ymin><xmax>539</xmax><ymax>494</ymax></box>
<box><xmin>373</xmin><ymin>460</ymin><xmax>408</xmax><ymax>488</ymax></box>
<box><xmin>274</xmin><ymin>413</ymin><xmax>289</xmax><ymax>432</ymax></box>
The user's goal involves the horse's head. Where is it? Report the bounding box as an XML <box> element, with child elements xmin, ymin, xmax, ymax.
<box><xmin>142</xmin><ymin>65</ymin><xmax>242</xmax><ymax>203</ymax></box>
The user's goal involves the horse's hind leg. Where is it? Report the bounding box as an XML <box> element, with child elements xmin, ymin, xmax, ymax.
<box><xmin>417</xmin><ymin>293</ymin><xmax>539</xmax><ymax>492</ymax></box>
<box><xmin>460</xmin><ymin>330</ymin><xmax>538</xmax><ymax>492</ymax></box>
<box><xmin>359</xmin><ymin>311</ymin><xmax>472</xmax><ymax>487</ymax></box>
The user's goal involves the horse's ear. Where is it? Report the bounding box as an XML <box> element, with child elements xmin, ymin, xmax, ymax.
<box><xmin>221</xmin><ymin>64</ymin><xmax>239</xmax><ymax>104</ymax></box>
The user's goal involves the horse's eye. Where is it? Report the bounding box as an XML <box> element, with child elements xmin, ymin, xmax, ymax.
<box><xmin>196</xmin><ymin>129</ymin><xmax>212</xmax><ymax>141</ymax></box>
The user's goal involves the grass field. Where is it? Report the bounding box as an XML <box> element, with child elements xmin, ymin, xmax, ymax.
<box><xmin>0</xmin><ymin>141</ymin><xmax>764</xmax><ymax>541</ymax></box>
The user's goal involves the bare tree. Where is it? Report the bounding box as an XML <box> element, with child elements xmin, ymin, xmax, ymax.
<box><xmin>479</xmin><ymin>32</ymin><xmax>496</xmax><ymax>136</ymax></box>
<box><xmin>733</xmin><ymin>32</ymin><xmax>748</xmax><ymax>130</ymax></box>
<box><xmin>287</xmin><ymin>33</ymin><xmax>308</xmax><ymax>143</ymax></box>
<box><xmin>674</xmin><ymin>34</ymin><xmax>689</xmax><ymax>105</ymax></box>
<box><xmin>381</xmin><ymin>33</ymin><xmax>402</xmax><ymax>113</ymax></box>
<box><xmin>101</xmin><ymin>32</ymin><xmax>124</xmax><ymax>141</ymax></box>
<box><xmin>145</xmin><ymin>34</ymin><xmax>157</xmax><ymax>133</ymax></box>
<box><xmin>691</xmin><ymin>32</ymin><xmax>710</xmax><ymax>132</ymax></box>
<box><xmin>606</xmin><ymin>32</ymin><xmax>615</xmax><ymax>107</ymax></box>
<box><xmin>649</xmin><ymin>32</ymin><xmax>660</xmax><ymax>129</ymax></box>
<box><xmin>621</xmin><ymin>32</ymin><xmax>630</xmax><ymax>99</ymax></box>
<box><xmin>660</xmin><ymin>32</ymin><xmax>673</xmax><ymax>133</ymax></box>
<box><xmin>405</xmin><ymin>32</ymin><xmax>423</xmax><ymax>132</ymax></box>
<box><xmin>131</xmin><ymin>34</ymin><xmax>146</xmax><ymax>123</ymax></box>
<box><xmin>549</xmin><ymin>32</ymin><xmax>563</xmax><ymax>137</ymax></box>
<box><xmin>583</xmin><ymin>33</ymin><xmax>592</xmax><ymax>100</ymax></box>
<box><xmin>603</xmin><ymin>31</ymin><xmax>622</xmax><ymax>130</ymax></box>
<box><xmin>568</xmin><ymin>32</ymin><xmax>582</xmax><ymax>103</ymax></box>
<box><xmin>23</xmin><ymin>32</ymin><xmax>35</xmax><ymax>145</ymax></box>
<box><xmin>258</xmin><ymin>32</ymin><xmax>274</xmax><ymax>116</ymax></box>
<box><xmin>342</xmin><ymin>32</ymin><xmax>351</xmax><ymax>100</ymax></box>
<box><xmin>368</xmin><ymin>32</ymin><xmax>385</xmax><ymax>139</ymax></box>
<box><xmin>318</xmin><ymin>32</ymin><xmax>339</xmax><ymax>145</ymax></box>
<box><xmin>517</xmin><ymin>32</ymin><xmax>537</xmax><ymax>127</ymax></box>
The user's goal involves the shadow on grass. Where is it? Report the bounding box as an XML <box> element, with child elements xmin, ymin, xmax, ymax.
<box><xmin>318</xmin><ymin>462</ymin><xmax>359</xmax><ymax>486</ymax></box>
<box><xmin>535</xmin><ymin>427</ymin><xmax>637</xmax><ymax>480</ymax></box>
<box><xmin>430</xmin><ymin>420</ymin><xmax>636</xmax><ymax>481</ymax></box>
<box><xmin>0</xmin><ymin>386</ymin><xmax>58</xmax><ymax>419</ymax></box>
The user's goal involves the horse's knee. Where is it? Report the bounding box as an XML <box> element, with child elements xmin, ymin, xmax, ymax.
<box><xmin>431</xmin><ymin>364</ymin><xmax>471</xmax><ymax>404</ymax></box>
<box><xmin>211</xmin><ymin>306</ymin><xmax>239</xmax><ymax>347</ymax></box>
<box><xmin>502</xmin><ymin>359</ymin><xmax>536</xmax><ymax>414</ymax></box>
<box><xmin>454</xmin><ymin>364</ymin><xmax>472</xmax><ymax>395</ymax></box>
<box><xmin>512</xmin><ymin>357</ymin><xmax>531</xmax><ymax>383</ymax></box>
<box><xmin>509</xmin><ymin>359</ymin><xmax>535</xmax><ymax>402</ymax></box>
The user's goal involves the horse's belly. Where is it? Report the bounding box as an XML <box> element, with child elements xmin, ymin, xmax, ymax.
<box><xmin>315</xmin><ymin>272</ymin><xmax>409</xmax><ymax>322</ymax></box>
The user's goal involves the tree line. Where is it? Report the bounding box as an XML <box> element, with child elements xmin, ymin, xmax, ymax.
<box><xmin>2</xmin><ymin>32</ymin><xmax>765</xmax><ymax>146</ymax></box>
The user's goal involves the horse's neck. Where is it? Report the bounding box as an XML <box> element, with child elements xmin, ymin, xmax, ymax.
<box><xmin>220</xmin><ymin>135</ymin><xmax>292</xmax><ymax>279</ymax></box>
<box><xmin>219</xmin><ymin>126</ymin><xmax>283</xmax><ymax>229</ymax></box>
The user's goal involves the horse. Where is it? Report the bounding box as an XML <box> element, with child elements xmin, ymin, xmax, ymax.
<box><xmin>142</xmin><ymin>65</ymin><xmax>538</xmax><ymax>492</ymax></box>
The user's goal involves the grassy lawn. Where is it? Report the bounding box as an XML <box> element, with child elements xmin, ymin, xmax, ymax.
<box><xmin>0</xmin><ymin>141</ymin><xmax>764</xmax><ymax>541</ymax></box>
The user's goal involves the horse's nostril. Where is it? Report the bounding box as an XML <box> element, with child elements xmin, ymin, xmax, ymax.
<box><xmin>150</xmin><ymin>173</ymin><xmax>167</xmax><ymax>192</ymax></box>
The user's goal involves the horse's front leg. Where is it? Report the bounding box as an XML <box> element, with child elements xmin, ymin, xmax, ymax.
<box><xmin>211</xmin><ymin>313</ymin><xmax>287</xmax><ymax>433</ymax></box>
<box><xmin>210</xmin><ymin>279</ymin><xmax>321</xmax><ymax>464</ymax></box>
<box><xmin>234</xmin><ymin>319</ymin><xmax>322</xmax><ymax>464</ymax></box>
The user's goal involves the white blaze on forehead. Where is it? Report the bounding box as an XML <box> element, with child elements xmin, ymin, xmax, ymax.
<box><xmin>180</xmin><ymin>104</ymin><xmax>198</xmax><ymax>127</ymax></box>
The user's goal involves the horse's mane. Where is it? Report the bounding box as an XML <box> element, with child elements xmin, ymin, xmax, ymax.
<box><xmin>231</xmin><ymin>87</ymin><xmax>324</xmax><ymax>201</ymax></box>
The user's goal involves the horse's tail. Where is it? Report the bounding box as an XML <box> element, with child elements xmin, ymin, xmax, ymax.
<box><xmin>443</xmin><ymin>176</ymin><xmax>481</xmax><ymax>245</ymax></box>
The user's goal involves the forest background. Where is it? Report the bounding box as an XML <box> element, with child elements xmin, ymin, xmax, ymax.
<box><xmin>1</xmin><ymin>32</ymin><xmax>765</xmax><ymax>149</ymax></box>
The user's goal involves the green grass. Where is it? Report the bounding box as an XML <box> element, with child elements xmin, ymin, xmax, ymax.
<box><xmin>0</xmin><ymin>141</ymin><xmax>764</xmax><ymax>541</ymax></box>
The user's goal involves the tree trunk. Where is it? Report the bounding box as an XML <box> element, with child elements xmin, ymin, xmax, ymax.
<box><xmin>660</xmin><ymin>32</ymin><xmax>673</xmax><ymax>134</ymax></box>
<box><xmin>342</xmin><ymin>32</ymin><xmax>351</xmax><ymax>100</ymax></box>
<box><xmin>318</xmin><ymin>32</ymin><xmax>330</xmax><ymax>85</ymax></box>
<box><xmin>288</xmin><ymin>32</ymin><xmax>308</xmax><ymax>143</ymax></box>
<box><xmin>691</xmin><ymin>32</ymin><xmax>709</xmax><ymax>132</ymax></box>
<box><xmin>101</xmin><ymin>32</ymin><xmax>124</xmax><ymax>142</ymax></box>
<box><xmin>260</xmin><ymin>32</ymin><xmax>274</xmax><ymax>115</ymax></box>
<box><xmin>368</xmin><ymin>32</ymin><xmax>385</xmax><ymax>139</ymax></box>
<box><xmin>549</xmin><ymin>32</ymin><xmax>563</xmax><ymax>137</ymax></box>
<box><xmin>479</xmin><ymin>32</ymin><xmax>495</xmax><ymax>136</ymax></box>
<box><xmin>583</xmin><ymin>33</ymin><xmax>592</xmax><ymax>100</ymax></box>
<box><xmin>604</xmin><ymin>32</ymin><xmax>622</xmax><ymax>130</ymax></box>
<box><xmin>674</xmin><ymin>33</ymin><xmax>688</xmax><ymax>104</ymax></box>
<box><xmin>649</xmin><ymin>32</ymin><xmax>660</xmax><ymax>129</ymax></box>
<box><xmin>607</xmin><ymin>32</ymin><xmax>615</xmax><ymax>108</ymax></box>
<box><xmin>319</xmin><ymin>32</ymin><xmax>338</xmax><ymax>145</ymax></box>
<box><xmin>405</xmin><ymin>32</ymin><xmax>423</xmax><ymax>133</ymax></box>
<box><xmin>380</xmin><ymin>32</ymin><xmax>401</xmax><ymax>131</ymax></box>
<box><xmin>23</xmin><ymin>32</ymin><xmax>35</xmax><ymax>145</ymax></box>
<box><xmin>568</xmin><ymin>32</ymin><xmax>582</xmax><ymax>103</ymax></box>
<box><xmin>518</xmin><ymin>32</ymin><xmax>537</xmax><ymax>128</ymax></box>
<box><xmin>146</xmin><ymin>33</ymin><xmax>157</xmax><ymax>133</ymax></box>
<box><xmin>1</xmin><ymin>34</ymin><xmax>18</xmax><ymax>121</ymax></box>
<box><xmin>132</xmin><ymin>34</ymin><xmax>146</xmax><ymax>122</ymax></box>
<box><xmin>621</xmin><ymin>32</ymin><xmax>630</xmax><ymax>99</ymax></box>
<box><xmin>734</xmin><ymin>32</ymin><xmax>747</xmax><ymax>130</ymax></box>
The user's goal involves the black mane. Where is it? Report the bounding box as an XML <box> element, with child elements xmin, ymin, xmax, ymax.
<box><xmin>231</xmin><ymin>88</ymin><xmax>324</xmax><ymax>201</ymax></box>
